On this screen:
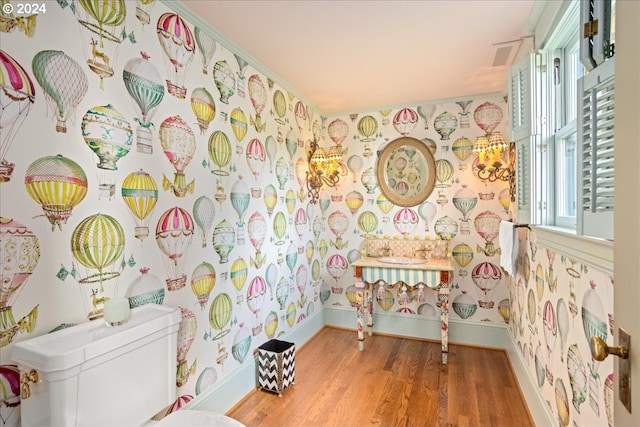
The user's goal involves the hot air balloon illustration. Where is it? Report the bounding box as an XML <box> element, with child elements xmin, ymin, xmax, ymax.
<box><xmin>357</xmin><ymin>210</ymin><xmax>378</xmax><ymax>236</ymax></box>
<box><xmin>248</xmin><ymin>211</ymin><xmax>267</xmax><ymax>268</ymax></box>
<box><xmin>121</xmin><ymin>169</ymin><xmax>158</xmax><ymax>243</ymax></box>
<box><xmin>125</xmin><ymin>267</ymin><xmax>165</xmax><ymax>308</ymax></box>
<box><xmin>474</xmin><ymin>101</ymin><xmax>503</xmax><ymax>134</ymax></box>
<box><xmin>76</xmin><ymin>0</ymin><xmax>127</xmax><ymax>88</ymax></box>
<box><xmin>230</xmin><ymin>107</ymin><xmax>247</xmax><ymax>154</ymax></box>
<box><xmin>285</xmin><ymin>190</ymin><xmax>296</xmax><ymax>220</ymax></box>
<box><xmin>393</xmin><ymin>108</ymin><xmax>418</xmax><ymax>136</ymax></box>
<box><xmin>393</xmin><ymin>208</ymin><xmax>418</xmax><ymax>237</ymax></box>
<box><xmin>417</xmin><ymin>105</ymin><xmax>436</xmax><ymax>129</ymax></box>
<box><xmin>543</xmin><ymin>300</ymin><xmax>557</xmax><ymax>359</ymax></box>
<box><xmin>328</xmin><ymin>210</ymin><xmax>349</xmax><ymax>250</ymax></box>
<box><xmin>285</xmin><ymin>128</ymin><xmax>297</xmax><ymax>161</ymax></box>
<box><xmin>134</xmin><ymin>0</ymin><xmax>156</xmax><ymax>27</ymax></box>
<box><xmin>357</xmin><ymin>115</ymin><xmax>378</xmax><ymax>142</ymax></box>
<box><xmin>434</xmin><ymin>216</ymin><xmax>458</xmax><ymax>240</ymax></box>
<box><xmin>233</xmin><ymin>54</ymin><xmax>249</xmax><ymax>97</ymax></box>
<box><xmin>213</xmin><ymin>59</ymin><xmax>235</xmax><ymax>104</ymax></box>
<box><xmin>82</xmin><ymin>104</ymin><xmax>133</xmax><ymax>199</ymax></box>
<box><xmin>474</xmin><ymin>210</ymin><xmax>502</xmax><ymax>256</ymax></box>
<box><xmin>285</xmin><ymin>241</ymin><xmax>298</xmax><ymax>283</ymax></box>
<box><xmin>265</xmin><ymin>263</ymin><xmax>278</xmax><ymax>300</ymax></box>
<box><xmin>122</xmin><ymin>52</ymin><xmax>165</xmax><ymax>154</ymax></box>
<box><xmin>233</xmin><ymin>324</ymin><xmax>251</xmax><ymax>362</ymax></box>
<box><xmin>191</xmin><ymin>262</ymin><xmax>215</xmax><ymax>310</ymax></box>
<box><xmin>455</xmin><ymin>100</ymin><xmax>473</xmax><ymax>128</ymax></box>
<box><xmin>157</xmin><ymin>12</ymin><xmax>195</xmax><ymax>98</ymax></box>
<box><xmin>555</xmin><ymin>378</ymin><xmax>570</xmax><ymax>427</ymax></box>
<box><xmin>361</xmin><ymin>167</ymin><xmax>378</xmax><ymax>195</ymax></box>
<box><xmin>318</xmin><ymin>239</ymin><xmax>328</xmax><ymax>260</ymax></box>
<box><xmin>195</xmin><ymin>366</ymin><xmax>217</xmax><ymax>396</ymax></box>
<box><xmin>230</xmin><ymin>256</ymin><xmax>248</xmax><ymax>304</ymax></box>
<box><xmin>264</xmin><ymin>311</ymin><xmax>278</xmax><ymax>339</ymax></box>
<box><xmin>265</xmin><ymin>135</ymin><xmax>277</xmax><ymax>173</ymax></box>
<box><xmin>582</xmin><ymin>280</ymin><xmax>608</xmax><ymax>372</ymax></box>
<box><xmin>557</xmin><ymin>298</ymin><xmax>570</xmax><ymax>362</ymax></box>
<box><xmin>435</xmin><ymin>159</ymin><xmax>454</xmax><ymax>189</ymax></box>
<box><xmin>247</xmin><ymin>276</ymin><xmax>267</xmax><ymax>334</ymax></box>
<box><xmin>159</xmin><ymin>115</ymin><xmax>195</xmax><ymax>197</ymax></box>
<box><xmin>452</xmin><ymin>136</ymin><xmax>473</xmax><ymax>169</ymax></box>
<box><xmin>471</xmin><ymin>261</ymin><xmax>501</xmax><ymax>309</ymax></box>
<box><xmin>272</xmin><ymin>211</ymin><xmax>287</xmax><ymax>246</ymax></box>
<box><xmin>194</xmin><ymin>26</ymin><xmax>216</xmax><ymax>74</ymax></box>
<box><xmin>209</xmin><ymin>292</ymin><xmax>232</xmax><ymax>341</ymax></box>
<box><xmin>433</xmin><ymin>111</ymin><xmax>458</xmax><ymax>140</ymax></box>
<box><xmin>31</xmin><ymin>50</ymin><xmax>88</xmax><ymax>134</ymax></box>
<box><xmin>376</xmin><ymin>194</ymin><xmax>394</xmax><ymax>223</ymax></box>
<box><xmin>275</xmin><ymin>157</ymin><xmax>289</xmax><ymax>190</ymax></box>
<box><xmin>176</xmin><ymin>307</ymin><xmax>197</xmax><ymax>387</ymax></box>
<box><xmin>193</xmin><ymin>195</ymin><xmax>215</xmax><ymax>248</ymax></box>
<box><xmin>71</xmin><ymin>213</ymin><xmax>125</xmax><ymax>319</ymax></box>
<box><xmin>0</xmin><ymin>50</ymin><xmax>34</xmax><ymax>181</ymax></box>
<box><xmin>452</xmin><ymin>243</ymin><xmax>473</xmax><ymax>276</ymax></box>
<box><xmin>208</xmin><ymin>130</ymin><xmax>232</xmax><ymax>177</ymax></box>
<box><xmin>156</xmin><ymin>206</ymin><xmax>194</xmax><ymax>290</ymax></box>
<box><xmin>326</xmin><ymin>253</ymin><xmax>348</xmax><ymax>283</ymax></box>
<box><xmin>452</xmin><ymin>185</ymin><xmax>477</xmax><ymax>234</ymax></box>
<box><xmin>263</xmin><ymin>184</ymin><xmax>277</xmax><ymax>217</ymax></box>
<box><xmin>294</xmin><ymin>157</ymin><xmax>308</xmax><ymax>202</ymax></box>
<box><xmin>294</xmin><ymin>208</ymin><xmax>307</xmax><ymax>244</ymax></box>
<box><xmin>327</xmin><ymin>118</ymin><xmax>348</xmax><ymax>147</ymax></box>
<box><xmin>273</xmin><ymin>89</ymin><xmax>287</xmax><ymax>125</ymax></box>
<box><xmin>452</xmin><ymin>291</ymin><xmax>477</xmax><ymax>319</ymax></box>
<box><xmin>345</xmin><ymin>191</ymin><xmax>364</xmax><ymax>216</ymax></box>
<box><xmin>248</xmin><ymin>74</ymin><xmax>267</xmax><ymax>132</ymax></box>
<box><xmin>294</xmin><ymin>101</ymin><xmax>306</xmax><ymax>145</ymax></box>
<box><xmin>347</xmin><ymin>155</ymin><xmax>363</xmax><ymax>184</ymax></box>
<box><xmin>567</xmin><ymin>343</ymin><xmax>587</xmax><ymax>413</ymax></box>
<box><xmin>190</xmin><ymin>87</ymin><xmax>215</xmax><ymax>134</ymax></box>
<box><xmin>0</xmin><ymin>218</ymin><xmax>39</xmax><ymax>347</ymax></box>
<box><xmin>212</xmin><ymin>220</ymin><xmax>235</xmax><ymax>264</ymax></box>
<box><xmin>418</xmin><ymin>200</ymin><xmax>437</xmax><ymax>232</ymax></box>
<box><xmin>305</xmin><ymin>240</ymin><xmax>315</xmax><ymax>265</ymax></box>
<box><xmin>246</xmin><ymin>138</ymin><xmax>266</xmax><ymax>197</ymax></box>
<box><xmin>230</xmin><ymin>176</ymin><xmax>250</xmax><ymax>245</ymax></box>
<box><xmin>25</xmin><ymin>155</ymin><xmax>88</xmax><ymax>231</ymax></box>
<box><xmin>276</xmin><ymin>276</ymin><xmax>289</xmax><ymax>310</ymax></box>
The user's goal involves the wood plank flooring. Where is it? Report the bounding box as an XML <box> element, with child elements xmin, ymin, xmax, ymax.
<box><xmin>226</xmin><ymin>327</ymin><xmax>534</xmax><ymax>427</ymax></box>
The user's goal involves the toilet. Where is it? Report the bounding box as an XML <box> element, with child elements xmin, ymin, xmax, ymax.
<box><xmin>11</xmin><ymin>304</ymin><xmax>244</xmax><ymax>427</ymax></box>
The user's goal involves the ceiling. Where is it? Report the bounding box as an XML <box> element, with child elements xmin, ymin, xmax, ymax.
<box><xmin>180</xmin><ymin>1</ymin><xmax>537</xmax><ymax>115</ymax></box>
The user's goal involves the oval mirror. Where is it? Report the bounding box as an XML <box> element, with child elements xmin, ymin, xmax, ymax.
<box><xmin>376</xmin><ymin>136</ymin><xmax>437</xmax><ymax>207</ymax></box>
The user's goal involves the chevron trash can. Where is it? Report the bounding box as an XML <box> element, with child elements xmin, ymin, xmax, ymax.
<box><xmin>257</xmin><ymin>339</ymin><xmax>295</xmax><ymax>397</ymax></box>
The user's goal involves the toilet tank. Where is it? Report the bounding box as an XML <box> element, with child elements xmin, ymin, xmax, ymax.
<box><xmin>11</xmin><ymin>304</ymin><xmax>181</xmax><ymax>427</ymax></box>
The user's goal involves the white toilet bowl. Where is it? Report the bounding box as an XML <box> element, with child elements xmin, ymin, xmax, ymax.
<box><xmin>155</xmin><ymin>410</ymin><xmax>245</xmax><ymax>427</ymax></box>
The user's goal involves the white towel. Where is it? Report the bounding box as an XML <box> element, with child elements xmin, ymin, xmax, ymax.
<box><xmin>499</xmin><ymin>220</ymin><xmax>519</xmax><ymax>276</ymax></box>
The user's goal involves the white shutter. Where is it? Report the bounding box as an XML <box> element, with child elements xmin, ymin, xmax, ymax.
<box><xmin>577</xmin><ymin>57</ymin><xmax>614</xmax><ymax>240</ymax></box>
<box><xmin>580</xmin><ymin>0</ymin><xmax>614</xmax><ymax>72</ymax></box>
<box><xmin>510</xmin><ymin>54</ymin><xmax>539</xmax><ymax>224</ymax></box>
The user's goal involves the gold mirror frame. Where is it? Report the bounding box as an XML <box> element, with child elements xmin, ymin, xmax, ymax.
<box><xmin>376</xmin><ymin>136</ymin><xmax>437</xmax><ymax>207</ymax></box>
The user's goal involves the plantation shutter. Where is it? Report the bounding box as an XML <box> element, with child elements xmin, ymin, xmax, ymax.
<box><xmin>577</xmin><ymin>57</ymin><xmax>614</xmax><ymax>240</ymax></box>
<box><xmin>510</xmin><ymin>54</ymin><xmax>539</xmax><ymax>224</ymax></box>
<box><xmin>580</xmin><ymin>0</ymin><xmax>613</xmax><ymax>72</ymax></box>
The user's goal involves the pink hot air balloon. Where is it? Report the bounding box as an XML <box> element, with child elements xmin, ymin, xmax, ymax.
<box><xmin>327</xmin><ymin>118</ymin><xmax>349</xmax><ymax>146</ymax></box>
<box><xmin>157</xmin><ymin>12</ymin><xmax>196</xmax><ymax>99</ymax></box>
<box><xmin>471</xmin><ymin>261</ymin><xmax>501</xmax><ymax>309</ymax></box>
<box><xmin>248</xmin><ymin>74</ymin><xmax>266</xmax><ymax>132</ymax></box>
<box><xmin>294</xmin><ymin>101</ymin><xmax>306</xmax><ymax>137</ymax></box>
<box><xmin>393</xmin><ymin>108</ymin><xmax>418</xmax><ymax>136</ymax></box>
<box><xmin>393</xmin><ymin>208</ymin><xmax>419</xmax><ymax>236</ymax></box>
<box><xmin>245</xmin><ymin>138</ymin><xmax>266</xmax><ymax>196</ymax></box>
<box><xmin>294</xmin><ymin>208</ymin><xmax>307</xmax><ymax>241</ymax></box>
<box><xmin>247</xmin><ymin>275</ymin><xmax>267</xmax><ymax>319</ymax></box>
<box><xmin>159</xmin><ymin>116</ymin><xmax>196</xmax><ymax>197</ymax></box>
<box><xmin>328</xmin><ymin>210</ymin><xmax>349</xmax><ymax>249</ymax></box>
<box><xmin>155</xmin><ymin>206</ymin><xmax>194</xmax><ymax>290</ymax></box>
<box><xmin>326</xmin><ymin>253</ymin><xmax>348</xmax><ymax>282</ymax></box>
<box><xmin>474</xmin><ymin>210</ymin><xmax>502</xmax><ymax>256</ymax></box>
<box><xmin>473</xmin><ymin>101</ymin><xmax>503</xmax><ymax>134</ymax></box>
<box><xmin>247</xmin><ymin>211</ymin><xmax>267</xmax><ymax>268</ymax></box>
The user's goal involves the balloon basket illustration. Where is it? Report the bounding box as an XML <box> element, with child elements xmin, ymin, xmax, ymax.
<box><xmin>86</xmin><ymin>38</ymin><xmax>114</xmax><ymax>86</ymax></box>
<box><xmin>159</xmin><ymin>116</ymin><xmax>196</xmax><ymax>198</ymax></box>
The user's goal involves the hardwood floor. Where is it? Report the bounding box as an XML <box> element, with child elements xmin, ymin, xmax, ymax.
<box><xmin>226</xmin><ymin>327</ymin><xmax>534</xmax><ymax>427</ymax></box>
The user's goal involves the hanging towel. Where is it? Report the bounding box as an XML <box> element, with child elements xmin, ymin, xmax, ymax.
<box><xmin>499</xmin><ymin>220</ymin><xmax>519</xmax><ymax>276</ymax></box>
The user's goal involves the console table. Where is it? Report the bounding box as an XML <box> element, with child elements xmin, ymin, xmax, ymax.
<box><xmin>352</xmin><ymin>257</ymin><xmax>453</xmax><ymax>364</ymax></box>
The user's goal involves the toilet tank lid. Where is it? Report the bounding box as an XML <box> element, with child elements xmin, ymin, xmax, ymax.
<box><xmin>11</xmin><ymin>305</ymin><xmax>181</xmax><ymax>373</ymax></box>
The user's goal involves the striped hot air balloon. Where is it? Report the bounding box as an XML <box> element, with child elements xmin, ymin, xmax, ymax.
<box><xmin>192</xmin><ymin>195</ymin><xmax>215</xmax><ymax>248</ymax></box>
<box><xmin>357</xmin><ymin>211</ymin><xmax>378</xmax><ymax>235</ymax></box>
<box><xmin>213</xmin><ymin>59</ymin><xmax>235</xmax><ymax>104</ymax></box>
<box><xmin>452</xmin><ymin>243</ymin><xmax>473</xmax><ymax>276</ymax></box>
<box><xmin>263</xmin><ymin>184</ymin><xmax>277</xmax><ymax>217</ymax></box>
<box><xmin>25</xmin><ymin>155</ymin><xmax>88</xmax><ymax>231</ymax></box>
<box><xmin>327</xmin><ymin>118</ymin><xmax>349</xmax><ymax>146</ymax></box>
<box><xmin>246</xmin><ymin>138</ymin><xmax>266</xmax><ymax>191</ymax></box>
<box><xmin>265</xmin><ymin>263</ymin><xmax>278</xmax><ymax>300</ymax></box>
<box><xmin>157</xmin><ymin>12</ymin><xmax>195</xmax><ymax>98</ymax></box>
<box><xmin>121</xmin><ymin>169</ymin><xmax>158</xmax><ymax>243</ymax></box>
<box><xmin>248</xmin><ymin>211</ymin><xmax>267</xmax><ymax>266</ymax></box>
<box><xmin>82</xmin><ymin>104</ymin><xmax>133</xmax><ymax>171</ymax></box>
<box><xmin>159</xmin><ymin>115</ymin><xmax>195</xmax><ymax>197</ymax></box>
<box><xmin>230</xmin><ymin>176</ymin><xmax>250</xmax><ymax>227</ymax></box>
<box><xmin>452</xmin><ymin>136</ymin><xmax>474</xmax><ymax>168</ymax></box>
<box><xmin>212</xmin><ymin>220</ymin><xmax>235</xmax><ymax>264</ymax></box>
<box><xmin>357</xmin><ymin>115</ymin><xmax>378</xmax><ymax>142</ymax></box>
<box><xmin>272</xmin><ymin>90</ymin><xmax>287</xmax><ymax>124</ymax></box>
<box><xmin>293</xmin><ymin>101</ymin><xmax>306</xmax><ymax>134</ymax></box>
<box><xmin>0</xmin><ymin>49</ymin><xmax>35</xmax><ymax>181</ymax></box>
<box><xmin>248</xmin><ymin>74</ymin><xmax>266</xmax><ymax>132</ymax></box>
<box><xmin>230</xmin><ymin>257</ymin><xmax>248</xmax><ymax>299</ymax></box>
<box><xmin>208</xmin><ymin>130</ymin><xmax>231</xmax><ymax>176</ymax></box>
<box><xmin>345</xmin><ymin>191</ymin><xmax>364</xmax><ymax>216</ymax></box>
<box><xmin>471</xmin><ymin>261</ymin><xmax>501</xmax><ymax>309</ymax></box>
<box><xmin>233</xmin><ymin>324</ymin><xmax>251</xmax><ymax>362</ymax></box>
<box><xmin>264</xmin><ymin>311</ymin><xmax>278</xmax><ymax>339</ymax></box>
<box><xmin>209</xmin><ymin>292</ymin><xmax>232</xmax><ymax>340</ymax></box>
<box><xmin>435</xmin><ymin>159</ymin><xmax>454</xmax><ymax>188</ymax></box>
<box><xmin>393</xmin><ymin>108</ymin><xmax>418</xmax><ymax>136</ymax></box>
<box><xmin>230</xmin><ymin>107</ymin><xmax>247</xmax><ymax>149</ymax></box>
<box><xmin>247</xmin><ymin>276</ymin><xmax>267</xmax><ymax>318</ymax></box>
<box><xmin>190</xmin><ymin>262</ymin><xmax>215</xmax><ymax>310</ymax></box>
<box><xmin>31</xmin><ymin>50</ymin><xmax>87</xmax><ymax>134</ymax></box>
<box><xmin>155</xmin><ymin>206</ymin><xmax>194</xmax><ymax>290</ymax></box>
<box><xmin>473</xmin><ymin>101</ymin><xmax>503</xmax><ymax>134</ymax></box>
<box><xmin>326</xmin><ymin>254</ymin><xmax>348</xmax><ymax>282</ymax></box>
<box><xmin>393</xmin><ymin>208</ymin><xmax>418</xmax><ymax>236</ymax></box>
<box><xmin>194</xmin><ymin>26</ymin><xmax>216</xmax><ymax>74</ymax></box>
<box><xmin>272</xmin><ymin>211</ymin><xmax>286</xmax><ymax>245</ymax></box>
<box><xmin>190</xmin><ymin>87</ymin><xmax>215</xmax><ymax>134</ymax></box>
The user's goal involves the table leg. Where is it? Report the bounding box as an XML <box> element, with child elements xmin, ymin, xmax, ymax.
<box><xmin>366</xmin><ymin>282</ymin><xmax>373</xmax><ymax>336</ymax></box>
<box><xmin>439</xmin><ymin>283</ymin><xmax>450</xmax><ymax>364</ymax></box>
<box><xmin>355</xmin><ymin>281</ymin><xmax>366</xmax><ymax>351</ymax></box>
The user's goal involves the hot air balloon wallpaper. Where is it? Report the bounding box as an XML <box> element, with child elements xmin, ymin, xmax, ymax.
<box><xmin>190</xmin><ymin>87</ymin><xmax>215</xmax><ymax>134</ymax></box>
<box><xmin>176</xmin><ymin>307</ymin><xmax>197</xmax><ymax>387</ymax></box>
<box><xmin>232</xmin><ymin>323</ymin><xmax>251</xmax><ymax>362</ymax></box>
<box><xmin>122</xmin><ymin>52</ymin><xmax>165</xmax><ymax>154</ymax></box>
<box><xmin>212</xmin><ymin>219</ymin><xmax>235</xmax><ymax>264</ymax></box>
<box><xmin>230</xmin><ymin>176</ymin><xmax>250</xmax><ymax>245</ymax></box>
<box><xmin>157</xmin><ymin>12</ymin><xmax>195</xmax><ymax>98</ymax></box>
<box><xmin>393</xmin><ymin>107</ymin><xmax>418</xmax><ymax>136</ymax></box>
<box><xmin>245</xmin><ymin>138</ymin><xmax>266</xmax><ymax>197</ymax></box>
<box><xmin>247</xmin><ymin>211</ymin><xmax>267</xmax><ymax>268</ymax></box>
<box><xmin>433</xmin><ymin>111</ymin><xmax>458</xmax><ymax>140</ymax></box>
<box><xmin>0</xmin><ymin>49</ymin><xmax>34</xmax><ymax>182</ymax></box>
<box><xmin>418</xmin><ymin>200</ymin><xmax>437</xmax><ymax>232</ymax></box>
<box><xmin>25</xmin><ymin>154</ymin><xmax>88</xmax><ymax>231</ymax></box>
<box><xmin>31</xmin><ymin>50</ymin><xmax>88</xmax><ymax>134</ymax></box>
<box><xmin>208</xmin><ymin>292</ymin><xmax>232</xmax><ymax>356</ymax></box>
<box><xmin>81</xmin><ymin>104</ymin><xmax>133</xmax><ymax>199</ymax></box>
<box><xmin>471</xmin><ymin>261</ymin><xmax>501</xmax><ymax>309</ymax></box>
<box><xmin>452</xmin><ymin>136</ymin><xmax>473</xmax><ymax>170</ymax></box>
<box><xmin>272</xmin><ymin>89</ymin><xmax>287</xmax><ymax>126</ymax></box>
<box><xmin>263</xmin><ymin>184</ymin><xmax>277</xmax><ymax>217</ymax></box>
<box><xmin>70</xmin><ymin>213</ymin><xmax>125</xmax><ymax>320</ymax></box>
<box><xmin>0</xmin><ymin>218</ymin><xmax>39</xmax><ymax>347</ymax></box>
<box><xmin>159</xmin><ymin>115</ymin><xmax>195</xmax><ymax>197</ymax></box>
<box><xmin>156</xmin><ymin>206</ymin><xmax>194</xmax><ymax>290</ymax></box>
<box><xmin>328</xmin><ymin>210</ymin><xmax>349</xmax><ymax>250</ymax></box>
<box><xmin>247</xmin><ymin>275</ymin><xmax>267</xmax><ymax>335</ymax></box>
<box><xmin>474</xmin><ymin>210</ymin><xmax>502</xmax><ymax>256</ymax></box>
<box><xmin>192</xmin><ymin>195</ymin><xmax>215</xmax><ymax>248</ymax></box>
<box><xmin>417</xmin><ymin>105</ymin><xmax>436</xmax><ymax>129</ymax></box>
<box><xmin>393</xmin><ymin>208</ymin><xmax>418</xmax><ymax>237</ymax></box>
<box><xmin>121</xmin><ymin>169</ymin><xmax>158</xmax><ymax>243</ymax></box>
<box><xmin>75</xmin><ymin>0</ymin><xmax>127</xmax><ymax>88</ymax></box>
<box><xmin>248</xmin><ymin>74</ymin><xmax>267</xmax><ymax>132</ymax></box>
<box><xmin>190</xmin><ymin>262</ymin><xmax>215</xmax><ymax>310</ymax></box>
<box><xmin>208</xmin><ymin>130</ymin><xmax>232</xmax><ymax>177</ymax></box>
<box><xmin>134</xmin><ymin>0</ymin><xmax>156</xmax><ymax>27</ymax></box>
<box><xmin>213</xmin><ymin>59</ymin><xmax>235</xmax><ymax>104</ymax></box>
<box><xmin>473</xmin><ymin>101</ymin><xmax>503</xmax><ymax>134</ymax></box>
<box><xmin>452</xmin><ymin>185</ymin><xmax>478</xmax><ymax>235</ymax></box>
<box><xmin>194</xmin><ymin>26</ymin><xmax>216</xmax><ymax>74</ymax></box>
<box><xmin>230</xmin><ymin>107</ymin><xmax>248</xmax><ymax>155</ymax></box>
<box><xmin>230</xmin><ymin>256</ymin><xmax>248</xmax><ymax>304</ymax></box>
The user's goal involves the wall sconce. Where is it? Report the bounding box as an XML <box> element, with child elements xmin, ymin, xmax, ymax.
<box><xmin>473</xmin><ymin>131</ymin><xmax>514</xmax><ymax>182</ymax></box>
<box><xmin>306</xmin><ymin>138</ymin><xmax>343</xmax><ymax>204</ymax></box>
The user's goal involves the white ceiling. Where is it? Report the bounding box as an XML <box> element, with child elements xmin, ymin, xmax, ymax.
<box><xmin>180</xmin><ymin>0</ymin><xmax>537</xmax><ymax>115</ymax></box>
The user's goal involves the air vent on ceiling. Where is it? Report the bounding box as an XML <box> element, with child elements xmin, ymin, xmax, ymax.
<box><xmin>488</xmin><ymin>40</ymin><xmax>522</xmax><ymax>68</ymax></box>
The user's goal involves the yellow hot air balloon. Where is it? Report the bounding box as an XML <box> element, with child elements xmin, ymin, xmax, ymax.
<box><xmin>285</xmin><ymin>189</ymin><xmax>296</xmax><ymax>216</ymax></box>
<box><xmin>273</xmin><ymin>211</ymin><xmax>286</xmax><ymax>245</ymax></box>
<box><xmin>24</xmin><ymin>155</ymin><xmax>88</xmax><ymax>231</ymax></box>
<box><xmin>357</xmin><ymin>210</ymin><xmax>378</xmax><ymax>235</ymax></box>
<box><xmin>209</xmin><ymin>292</ymin><xmax>232</xmax><ymax>340</ymax></box>
<box><xmin>263</xmin><ymin>184</ymin><xmax>277</xmax><ymax>217</ymax></box>
<box><xmin>190</xmin><ymin>87</ymin><xmax>215</xmax><ymax>134</ymax></box>
<box><xmin>286</xmin><ymin>302</ymin><xmax>296</xmax><ymax>327</ymax></box>
<box><xmin>264</xmin><ymin>311</ymin><xmax>278</xmax><ymax>338</ymax></box>
<box><xmin>208</xmin><ymin>130</ymin><xmax>231</xmax><ymax>176</ymax></box>
<box><xmin>452</xmin><ymin>136</ymin><xmax>473</xmax><ymax>169</ymax></box>
<box><xmin>230</xmin><ymin>107</ymin><xmax>247</xmax><ymax>154</ymax></box>
<box><xmin>121</xmin><ymin>169</ymin><xmax>158</xmax><ymax>243</ymax></box>
<box><xmin>345</xmin><ymin>191</ymin><xmax>364</xmax><ymax>216</ymax></box>
<box><xmin>272</xmin><ymin>90</ymin><xmax>286</xmax><ymax>124</ymax></box>
<box><xmin>435</xmin><ymin>159</ymin><xmax>454</xmax><ymax>188</ymax></box>
<box><xmin>191</xmin><ymin>261</ymin><xmax>215</xmax><ymax>310</ymax></box>
<box><xmin>357</xmin><ymin>115</ymin><xmax>378</xmax><ymax>142</ymax></box>
<box><xmin>230</xmin><ymin>257</ymin><xmax>248</xmax><ymax>303</ymax></box>
<box><xmin>452</xmin><ymin>243</ymin><xmax>473</xmax><ymax>276</ymax></box>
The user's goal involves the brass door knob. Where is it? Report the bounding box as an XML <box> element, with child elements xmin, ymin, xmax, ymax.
<box><xmin>590</xmin><ymin>336</ymin><xmax>629</xmax><ymax>361</ymax></box>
